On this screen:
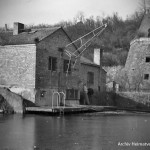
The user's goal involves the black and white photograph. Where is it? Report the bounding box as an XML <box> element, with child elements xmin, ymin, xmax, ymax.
<box><xmin>0</xmin><ymin>0</ymin><xmax>150</xmax><ymax>149</ymax></box>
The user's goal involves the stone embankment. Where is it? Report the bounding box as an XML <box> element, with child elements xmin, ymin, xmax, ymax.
<box><xmin>0</xmin><ymin>87</ymin><xmax>24</xmax><ymax>113</ymax></box>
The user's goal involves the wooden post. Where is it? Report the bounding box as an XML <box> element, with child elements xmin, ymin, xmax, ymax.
<box><xmin>99</xmin><ymin>47</ymin><xmax>103</xmax><ymax>92</ymax></box>
<box><xmin>58</xmin><ymin>48</ymin><xmax>64</xmax><ymax>105</ymax></box>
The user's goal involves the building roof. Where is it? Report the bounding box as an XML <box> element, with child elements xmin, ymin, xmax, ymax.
<box><xmin>0</xmin><ymin>27</ymin><xmax>60</xmax><ymax>45</ymax></box>
<box><xmin>80</xmin><ymin>56</ymin><xmax>97</xmax><ymax>66</ymax></box>
<box><xmin>80</xmin><ymin>56</ymin><xmax>107</xmax><ymax>73</ymax></box>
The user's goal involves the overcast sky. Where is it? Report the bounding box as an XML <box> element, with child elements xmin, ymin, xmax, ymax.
<box><xmin>0</xmin><ymin>0</ymin><xmax>142</xmax><ymax>28</ymax></box>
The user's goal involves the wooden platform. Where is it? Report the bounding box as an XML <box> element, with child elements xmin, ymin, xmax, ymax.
<box><xmin>25</xmin><ymin>105</ymin><xmax>117</xmax><ymax>115</ymax></box>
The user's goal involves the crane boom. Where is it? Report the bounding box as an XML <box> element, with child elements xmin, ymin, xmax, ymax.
<box><xmin>65</xmin><ymin>24</ymin><xmax>107</xmax><ymax>59</ymax></box>
<box><xmin>64</xmin><ymin>23</ymin><xmax>107</xmax><ymax>76</ymax></box>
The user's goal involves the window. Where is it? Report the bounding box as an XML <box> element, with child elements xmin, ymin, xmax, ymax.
<box><xmin>144</xmin><ymin>74</ymin><xmax>149</xmax><ymax>80</ymax></box>
<box><xmin>87</xmin><ymin>72</ymin><xmax>94</xmax><ymax>84</ymax></box>
<box><xmin>64</xmin><ymin>59</ymin><xmax>71</xmax><ymax>73</ymax></box>
<box><xmin>48</xmin><ymin>57</ymin><xmax>57</xmax><ymax>71</ymax></box>
<box><xmin>98</xmin><ymin>86</ymin><xmax>100</xmax><ymax>92</ymax></box>
<box><xmin>66</xmin><ymin>89</ymin><xmax>78</xmax><ymax>99</ymax></box>
<box><xmin>146</xmin><ymin>57</ymin><xmax>150</xmax><ymax>62</ymax></box>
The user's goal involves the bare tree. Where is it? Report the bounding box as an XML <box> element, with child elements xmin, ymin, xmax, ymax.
<box><xmin>114</xmin><ymin>68</ymin><xmax>131</xmax><ymax>91</ymax></box>
<box><xmin>74</xmin><ymin>11</ymin><xmax>85</xmax><ymax>23</ymax></box>
<box><xmin>131</xmin><ymin>69</ymin><xmax>143</xmax><ymax>91</ymax></box>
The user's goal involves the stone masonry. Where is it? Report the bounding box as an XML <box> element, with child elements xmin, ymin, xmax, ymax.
<box><xmin>125</xmin><ymin>38</ymin><xmax>150</xmax><ymax>90</ymax></box>
<box><xmin>0</xmin><ymin>44</ymin><xmax>36</xmax><ymax>103</ymax></box>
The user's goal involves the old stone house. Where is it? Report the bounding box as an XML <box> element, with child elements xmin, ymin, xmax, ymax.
<box><xmin>0</xmin><ymin>22</ymin><xmax>106</xmax><ymax>106</ymax></box>
<box><xmin>80</xmin><ymin>55</ymin><xmax>106</xmax><ymax>92</ymax></box>
<box><xmin>125</xmin><ymin>9</ymin><xmax>150</xmax><ymax>91</ymax></box>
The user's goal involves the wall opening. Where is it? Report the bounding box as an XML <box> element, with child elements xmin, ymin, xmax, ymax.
<box><xmin>144</xmin><ymin>74</ymin><xmax>149</xmax><ymax>80</ymax></box>
<box><xmin>148</xmin><ymin>28</ymin><xmax>150</xmax><ymax>37</ymax></box>
<box><xmin>48</xmin><ymin>56</ymin><xmax>57</xmax><ymax>71</ymax></box>
<box><xmin>145</xmin><ymin>57</ymin><xmax>150</xmax><ymax>62</ymax></box>
<box><xmin>87</xmin><ymin>72</ymin><xmax>94</xmax><ymax>85</ymax></box>
<box><xmin>66</xmin><ymin>89</ymin><xmax>78</xmax><ymax>100</ymax></box>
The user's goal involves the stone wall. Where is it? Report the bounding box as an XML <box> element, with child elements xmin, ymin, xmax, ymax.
<box><xmin>117</xmin><ymin>92</ymin><xmax>150</xmax><ymax>105</ymax></box>
<box><xmin>0</xmin><ymin>44</ymin><xmax>36</xmax><ymax>103</ymax></box>
<box><xmin>0</xmin><ymin>44</ymin><xmax>36</xmax><ymax>88</ymax></box>
<box><xmin>115</xmin><ymin>91</ymin><xmax>150</xmax><ymax>109</ymax></box>
<box><xmin>125</xmin><ymin>38</ymin><xmax>150</xmax><ymax>90</ymax></box>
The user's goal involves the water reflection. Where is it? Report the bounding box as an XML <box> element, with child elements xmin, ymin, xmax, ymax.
<box><xmin>0</xmin><ymin>114</ymin><xmax>35</xmax><ymax>150</ymax></box>
<box><xmin>0</xmin><ymin>113</ymin><xmax>150</xmax><ymax>150</ymax></box>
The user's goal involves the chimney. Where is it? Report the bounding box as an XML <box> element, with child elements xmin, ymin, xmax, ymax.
<box><xmin>13</xmin><ymin>22</ymin><xmax>24</xmax><ymax>35</ymax></box>
<box><xmin>94</xmin><ymin>48</ymin><xmax>100</xmax><ymax>65</ymax></box>
<box><xmin>5</xmin><ymin>24</ymin><xmax>8</xmax><ymax>31</ymax></box>
<box><xmin>94</xmin><ymin>48</ymin><xmax>103</xmax><ymax>65</ymax></box>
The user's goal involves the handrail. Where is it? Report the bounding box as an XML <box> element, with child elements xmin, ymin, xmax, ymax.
<box><xmin>59</xmin><ymin>92</ymin><xmax>66</xmax><ymax>108</ymax></box>
<box><xmin>52</xmin><ymin>92</ymin><xmax>60</xmax><ymax>108</ymax></box>
<box><xmin>52</xmin><ymin>91</ymin><xmax>66</xmax><ymax>108</ymax></box>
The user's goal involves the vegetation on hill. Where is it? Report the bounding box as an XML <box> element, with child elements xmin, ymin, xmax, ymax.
<box><xmin>44</xmin><ymin>11</ymin><xmax>144</xmax><ymax>66</ymax></box>
<box><xmin>0</xmin><ymin>9</ymin><xmax>145</xmax><ymax>66</ymax></box>
<box><xmin>59</xmin><ymin>11</ymin><xmax>144</xmax><ymax>66</ymax></box>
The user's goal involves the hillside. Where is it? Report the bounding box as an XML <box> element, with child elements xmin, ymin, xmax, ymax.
<box><xmin>62</xmin><ymin>12</ymin><xmax>144</xmax><ymax>66</ymax></box>
<box><xmin>0</xmin><ymin>12</ymin><xmax>144</xmax><ymax>66</ymax></box>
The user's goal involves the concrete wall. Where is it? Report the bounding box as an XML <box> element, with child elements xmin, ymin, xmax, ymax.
<box><xmin>0</xmin><ymin>44</ymin><xmax>36</xmax><ymax>103</ymax></box>
<box><xmin>117</xmin><ymin>92</ymin><xmax>150</xmax><ymax>105</ymax></box>
<box><xmin>115</xmin><ymin>92</ymin><xmax>150</xmax><ymax>109</ymax></box>
<box><xmin>35</xmin><ymin>28</ymin><xmax>80</xmax><ymax>106</ymax></box>
<box><xmin>125</xmin><ymin>38</ymin><xmax>150</xmax><ymax>90</ymax></box>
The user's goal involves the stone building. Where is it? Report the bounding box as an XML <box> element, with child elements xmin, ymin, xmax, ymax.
<box><xmin>0</xmin><ymin>22</ymin><xmax>106</xmax><ymax>106</ymax></box>
<box><xmin>80</xmin><ymin>50</ymin><xmax>106</xmax><ymax>92</ymax></box>
<box><xmin>125</xmin><ymin>9</ymin><xmax>150</xmax><ymax>91</ymax></box>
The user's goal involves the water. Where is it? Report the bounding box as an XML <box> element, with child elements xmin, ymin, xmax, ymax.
<box><xmin>0</xmin><ymin>112</ymin><xmax>150</xmax><ymax>150</ymax></box>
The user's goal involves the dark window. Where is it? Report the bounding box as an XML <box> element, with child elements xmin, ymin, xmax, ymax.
<box><xmin>66</xmin><ymin>89</ymin><xmax>78</xmax><ymax>99</ymax></box>
<box><xmin>146</xmin><ymin>57</ymin><xmax>150</xmax><ymax>62</ymax></box>
<box><xmin>148</xmin><ymin>28</ymin><xmax>150</xmax><ymax>37</ymax></box>
<box><xmin>64</xmin><ymin>59</ymin><xmax>71</xmax><ymax>73</ymax></box>
<box><xmin>48</xmin><ymin>57</ymin><xmax>57</xmax><ymax>71</ymax></box>
<box><xmin>87</xmin><ymin>72</ymin><xmax>94</xmax><ymax>84</ymax></box>
<box><xmin>144</xmin><ymin>74</ymin><xmax>149</xmax><ymax>80</ymax></box>
<box><xmin>98</xmin><ymin>86</ymin><xmax>100</xmax><ymax>92</ymax></box>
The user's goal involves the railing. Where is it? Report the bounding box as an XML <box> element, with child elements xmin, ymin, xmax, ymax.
<box><xmin>52</xmin><ymin>91</ymin><xmax>66</xmax><ymax>109</ymax></box>
<box><xmin>59</xmin><ymin>92</ymin><xmax>66</xmax><ymax>108</ymax></box>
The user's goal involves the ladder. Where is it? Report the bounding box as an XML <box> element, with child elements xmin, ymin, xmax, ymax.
<box><xmin>52</xmin><ymin>91</ymin><xmax>66</xmax><ymax>109</ymax></box>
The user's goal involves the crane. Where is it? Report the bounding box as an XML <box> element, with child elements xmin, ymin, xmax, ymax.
<box><xmin>57</xmin><ymin>24</ymin><xmax>107</xmax><ymax>106</ymax></box>
<box><xmin>63</xmin><ymin>23</ymin><xmax>107</xmax><ymax>76</ymax></box>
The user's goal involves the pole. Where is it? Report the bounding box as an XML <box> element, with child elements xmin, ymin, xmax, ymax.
<box><xmin>99</xmin><ymin>47</ymin><xmax>103</xmax><ymax>92</ymax></box>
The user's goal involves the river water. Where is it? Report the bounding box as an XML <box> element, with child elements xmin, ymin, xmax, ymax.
<box><xmin>0</xmin><ymin>112</ymin><xmax>150</xmax><ymax>150</ymax></box>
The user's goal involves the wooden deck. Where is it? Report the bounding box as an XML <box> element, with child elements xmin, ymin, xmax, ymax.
<box><xmin>25</xmin><ymin>105</ymin><xmax>117</xmax><ymax>115</ymax></box>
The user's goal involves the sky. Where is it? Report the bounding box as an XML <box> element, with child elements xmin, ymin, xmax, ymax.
<box><xmin>0</xmin><ymin>0</ymin><xmax>142</xmax><ymax>28</ymax></box>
